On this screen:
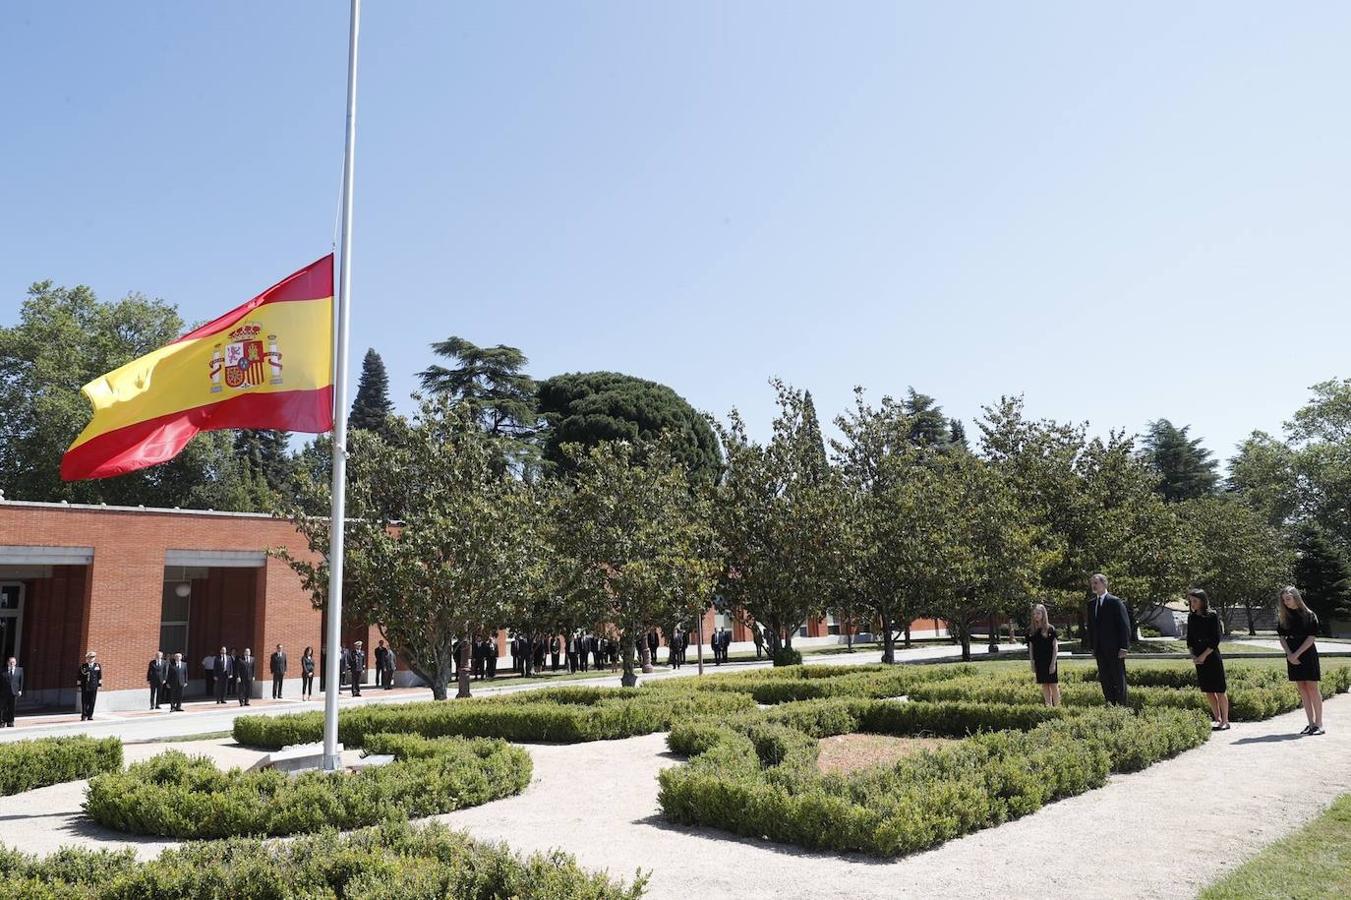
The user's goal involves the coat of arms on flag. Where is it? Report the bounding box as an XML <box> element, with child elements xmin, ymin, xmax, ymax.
<box><xmin>210</xmin><ymin>322</ymin><xmax>284</xmax><ymax>392</ymax></box>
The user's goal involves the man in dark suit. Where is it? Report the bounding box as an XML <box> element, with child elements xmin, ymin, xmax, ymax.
<box><xmin>550</xmin><ymin>635</ymin><xmax>561</xmax><ymax>672</ymax></box>
<box><xmin>213</xmin><ymin>646</ymin><xmax>231</xmax><ymax>704</ymax></box>
<box><xmin>0</xmin><ymin>656</ymin><xmax>21</xmax><ymax>727</ymax></box>
<box><xmin>146</xmin><ymin>651</ymin><xmax>167</xmax><ymax>709</ymax></box>
<box><xmin>269</xmin><ymin>644</ymin><xmax>288</xmax><ymax>699</ymax></box>
<box><xmin>1085</xmin><ymin>573</ymin><xmax>1131</xmax><ymax>705</ymax></box>
<box><xmin>235</xmin><ymin>649</ymin><xmax>255</xmax><ymax>706</ymax></box>
<box><xmin>166</xmin><ymin>652</ymin><xmax>188</xmax><ymax>711</ymax></box>
<box><xmin>77</xmin><ymin>650</ymin><xmax>102</xmax><ymax>720</ymax></box>
<box><xmin>572</xmin><ymin>632</ymin><xmax>586</xmax><ymax>672</ymax></box>
<box><xmin>486</xmin><ymin>637</ymin><xmax>498</xmax><ymax>679</ymax></box>
<box><xmin>348</xmin><ymin>640</ymin><xmax>366</xmax><ymax>695</ymax></box>
<box><xmin>646</xmin><ymin>630</ymin><xmax>660</xmax><ymax>667</ymax></box>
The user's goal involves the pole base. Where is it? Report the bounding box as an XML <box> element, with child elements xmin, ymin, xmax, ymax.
<box><xmin>321</xmin><ymin>752</ymin><xmax>345</xmax><ymax>772</ymax></box>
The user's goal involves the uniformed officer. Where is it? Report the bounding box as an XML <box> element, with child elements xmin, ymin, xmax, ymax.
<box><xmin>77</xmin><ymin>650</ymin><xmax>102</xmax><ymax>721</ymax></box>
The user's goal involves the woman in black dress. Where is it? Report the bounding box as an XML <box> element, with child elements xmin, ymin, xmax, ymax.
<box><xmin>1277</xmin><ymin>586</ymin><xmax>1323</xmax><ymax>735</ymax></box>
<box><xmin>1185</xmin><ymin>589</ymin><xmax>1228</xmax><ymax>730</ymax></box>
<box><xmin>300</xmin><ymin>646</ymin><xmax>315</xmax><ymax>700</ymax></box>
<box><xmin>1027</xmin><ymin>603</ymin><xmax>1060</xmax><ymax>707</ymax></box>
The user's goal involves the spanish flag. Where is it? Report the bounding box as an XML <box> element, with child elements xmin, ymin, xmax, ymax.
<box><xmin>61</xmin><ymin>255</ymin><xmax>335</xmax><ymax>481</ymax></box>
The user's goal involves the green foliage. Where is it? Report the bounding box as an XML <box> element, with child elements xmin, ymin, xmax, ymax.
<box><xmin>536</xmin><ymin>371</ymin><xmax>720</xmax><ymax>479</ymax></box>
<box><xmin>0</xmin><ymin>736</ymin><xmax>121</xmax><ymax>796</ymax></box>
<box><xmin>771</xmin><ymin>647</ymin><xmax>803</xmax><ymax>667</ymax></box>
<box><xmin>233</xmin><ymin>689</ymin><xmax>755</xmax><ymax>749</ymax></box>
<box><xmin>1180</xmin><ymin>495</ymin><xmax>1293</xmax><ymax>634</ymax></box>
<box><xmin>348</xmin><ymin>348</ymin><xmax>394</xmax><ymax>435</ymax></box>
<box><xmin>1141</xmin><ymin>419</ymin><xmax>1219</xmax><ymax>502</ymax></box>
<box><xmin>1293</xmin><ymin>524</ymin><xmax>1351</xmax><ymax>633</ymax></box>
<box><xmin>83</xmin><ymin>735</ymin><xmax>529</xmax><ymax>839</ymax></box>
<box><xmin>0</xmin><ymin>819</ymin><xmax>645</xmax><ymax>899</ymax></box>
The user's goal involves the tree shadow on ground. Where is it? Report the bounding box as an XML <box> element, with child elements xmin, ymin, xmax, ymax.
<box><xmin>1232</xmin><ymin>733</ymin><xmax>1307</xmax><ymax>745</ymax></box>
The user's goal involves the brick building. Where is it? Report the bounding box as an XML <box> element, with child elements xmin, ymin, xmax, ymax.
<box><xmin>0</xmin><ymin>499</ymin><xmax>389</xmax><ymax>712</ymax></box>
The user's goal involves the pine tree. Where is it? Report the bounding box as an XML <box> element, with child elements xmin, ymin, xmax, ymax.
<box><xmin>1141</xmin><ymin>419</ymin><xmax>1219</xmax><ymax>502</ymax></box>
<box><xmin>903</xmin><ymin>388</ymin><xmax>951</xmax><ymax>448</ymax></box>
<box><xmin>232</xmin><ymin>430</ymin><xmax>292</xmax><ymax>496</ymax></box>
<box><xmin>349</xmin><ymin>348</ymin><xmax>394</xmax><ymax>434</ymax></box>
<box><xmin>798</xmin><ymin>390</ymin><xmax>830</xmax><ymax>482</ymax></box>
<box><xmin>948</xmin><ymin>418</ymin><xmax>969</xmax><ymax>451</ymax></box>
<box><xmin>1294</xmin><ymin>525</ymin><xmax>1351</xmax><ymax>636</ymax></box>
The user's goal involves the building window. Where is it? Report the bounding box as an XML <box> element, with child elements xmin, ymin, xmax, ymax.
<box><xmin>158</xmin><ymin>567</ymin><xmax>202</xmax><ymax>657</ymax></box>
<box><xmin>826</xmin><ymin>611</ymin><xmax>841</xmax><ymax>635</ymax></box>
<box><xmin>713</xmin><ymin>611</ymin><xmax>734</xmax><ymax>631</ymax></box>
<box><xmin>0</xmin><ymin>583</ymin><xmax>23</xmax><ymax>664</ymax></box>
<box><xmin>797</xmin><ymin>623</ymin><xmax>809</xmax><ymax>637</ymax></box>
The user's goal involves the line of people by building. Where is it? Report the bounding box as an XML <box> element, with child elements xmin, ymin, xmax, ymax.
<box><xmin>1029</xmin><ymin>575</ymin><xmax>1327</xmax><ymax>736</ymax></box>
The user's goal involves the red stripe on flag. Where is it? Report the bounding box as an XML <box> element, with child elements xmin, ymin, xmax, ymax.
<box><xmin>60</xmin><ymin>387</ymin><xmax>334</xmax><ymax>481</ymax></box>
<box><xmin>176</xmin><ymin>255</ymin><xmax>334</xmax><ymax>344</ymax></box>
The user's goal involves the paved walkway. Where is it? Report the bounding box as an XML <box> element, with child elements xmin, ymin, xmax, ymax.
<box><xmin>3</xmin><ymin>695</ymin><xmax>1347</xmax><ymax>899</ymax></box>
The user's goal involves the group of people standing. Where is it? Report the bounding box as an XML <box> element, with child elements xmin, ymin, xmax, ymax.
<box><xmin>1027</xmin><ymin>575</ymin><xmax>1327</xmax><ymax>736</ymax></box>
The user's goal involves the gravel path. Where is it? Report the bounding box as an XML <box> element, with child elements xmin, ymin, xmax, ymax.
<box><xmin>4</xmin><ymin>698</ymin><xmax>1347</xmax><ymax>899</ymax></box>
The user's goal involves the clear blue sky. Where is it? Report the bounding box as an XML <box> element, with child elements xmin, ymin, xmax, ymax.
<box><xmin>5</xmin><ymin>3</ymin><xmax>1350</xmax><ymax>467</ymax></box>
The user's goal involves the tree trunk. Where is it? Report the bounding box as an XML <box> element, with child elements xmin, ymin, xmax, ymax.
<box><xmin>456</xmin><ymin>633</ymin><xmax>472</xmax><ymax>699</ymax></box>
<box><xmin>621</xmin><ymin>634</ymin><xmax>639</xmax><ymax>688</ymax></box>
<box><xmin>879</xmin><ymin>610</ymin><xmax>895</xmax><ymax>664</ymax></box>
<box><xmin>959</xmin><ymin>626</ymin><xmax>972</xmax><ymax>661</ymax></box>
<box><xmin>904</xmin><ymin>622</ymin><xmax>912</xmax><ymax>649</ymax></box>
<box><xmin>1244</xmin><ymin>602</ymin><xmax>1256</xmax><ymax>636</ymax></box>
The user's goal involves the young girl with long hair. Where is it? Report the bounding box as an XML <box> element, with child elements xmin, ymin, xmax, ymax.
<box><xmin>1027</xmin><ymin>603</ymin><xmax>1060</xmax><ymax>707</ymax></box>
<box><xmin>1277</xmin><ymin>586</ymin><xmax>1323</xmax><ymax>735</ymax></box>
<box><xmin>1186</xmin><ymin>589</ymin><xmax>1228</xmax><ymax>730</ymax></box>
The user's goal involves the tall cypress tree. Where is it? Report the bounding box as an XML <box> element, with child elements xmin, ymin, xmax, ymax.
<box><xmin>1294</xmin><ymin>525</ymin><xmax>1351</xmax><ymax>636</ymax></box>
<box><xmin>799</xmin><ymin>390</ymin><xmax>830</xmax><ymax>482</ymax></box>
<box><xmin>231</xmin><ymin>429</ymin><xmax>292</xmax><ymax>499</ymax></box>
<box><xmin>349</xmin><ymin>348</ymin><xmax>394</xmax><ymax>434</ymax></box>
<box><xmin>1142</xmin><ymin>419</ymin><xmax>1219</xmax><ymax>502</ymax></box>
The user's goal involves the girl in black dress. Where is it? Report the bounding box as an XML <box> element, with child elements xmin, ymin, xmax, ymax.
<box><xmin>1185</xmin><ymin>589</ymin><xmax>1228</xmax><ymax>730</ymax></box>
<box><xmin>1277</xmin><ymin>586</ymin><xmax>1323</xmax><ymax>735</ymax></box>
<box><xmin>1027</xmin><ymin>603</ymin><xmax>1060</xmax><ymax>707</ymax></box>
<box><xmin>300</xmin><ymin>646</ymin><xmax>315</xmax><ymax>700</ymax></box>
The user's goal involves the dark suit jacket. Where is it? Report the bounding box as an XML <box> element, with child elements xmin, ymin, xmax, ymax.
<box><xmin>270</xmin><ymin>652</ymin><xmax>287</xmax><ymax>676</ymax></box>
<box><xmin>78</xmin><ymin>663</ymin><xmax>102</xmax><ymax>690</ymax></box>
<box><xmin>0</xmin><ymin>666</ymin><xmax>21</xmax><ymax>697</ymax></box>
<box><xmin>235</xmin><ymin>656</ymin><xmax>256</xmax><ymax>683</ymax></box>
<box><xmin>1086</xmin><ymin>592</ymin><xmax>1131</xmax><ymax>658</ymax></box>
<box><xmin>167</xmin><ymin>662</ymin><xmax>188</xmax><ymax>687</ymax></box>
<box><xmin>147</xmin><ymin>659</ymin><xmax>166</xmax><ymax>686</ymax></box>
<box><xmin>347</xmin><ymin>649</ymin><xmax>367</xmax><ymax>673</ymax></box>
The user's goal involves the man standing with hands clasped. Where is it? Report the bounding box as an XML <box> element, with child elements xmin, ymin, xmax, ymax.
<box><xmin>1085</xmin><ymin>573</ymin><xmax>1131</xmax><ymax>705</ymax></box>
<box><xmin>269</xmin><ymin>643</ymin><xmax>287</xmax><ymax>699</ymax></box>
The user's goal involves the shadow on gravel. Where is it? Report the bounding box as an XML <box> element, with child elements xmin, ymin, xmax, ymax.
<box><xmin>629</xmin><ymin>813</ymin><xmax>894</xmax><ymax>866</ymax></box>
<box><xmin>1232</xmin><ymin>733</ymin><xmax>1307</xmax><ymax>745</ymax></box>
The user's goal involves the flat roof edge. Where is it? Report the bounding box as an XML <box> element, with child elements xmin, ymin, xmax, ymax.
<box><xmin>0</xmin><ymin>499</ymin><xmax>276</xmax><ymax>520</ymax></box>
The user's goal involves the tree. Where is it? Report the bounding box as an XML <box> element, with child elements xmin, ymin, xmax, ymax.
<box><xmin>1293</xmin><ymin>525</ymin><xmax>1351</xmax><ymax>636</ymax></box>
<box><xmin>418</xmin><ymin>336</ymin><xmax>540</xmax><ymax>474</ymax></box>
<box><xmin>0</xmin><ymin>280</ymin><xmax>249</xmax><ymax>508</ymax></box>
<box><xmin>233</xmin><ymin>430</ymin><xmax>292</xmax><ymax>495</ymax></box>
<box><xmin>902</xmin><ymin>388</ymin><xmax>951</xmax><ymax>448</ymax></box>
<box><xmin>1141</xmin><ymin>419</ymin><xmax>1219</xmax><ymax>502</ymax></box>
<box><xmin>348</xmin><ymin>348</ymin><xmax>394</xmax><ymax>434</ymax></box>
<box><xmin>1283</xmin><ymin>379</ymin><xmax>1351</xmax><ymax>550</ymax></box>
<box><xmin>1180</xmin><ymin>494</ymin><xmax>1293</xmax><ymax>635</ymax></box>
<box><xmin>948</xmin><ymin>418</ymin><xmax>969</xmax><ymax>451</ymax></box>
<box><xmin>711</xmin><ymin>381</ymin><xmax>833</xmax><ymax>661</ymax></box>
<box><xmin>536</xmin><ymin>372</ymin><xmax>721</xmax><ymax>480</ymax></box>
<box><xmin>1228</xmin><ymin>432</ymin><xmax>1301</xmax><ymax>530</ymax></box>
<box><xmin>551</xmin><ymin>440</ymin><xmax>718</xmax><ymax>687</ymax></box>
<box><xmin>276</xmin><ymin>399</ymin><xmax>542</xmax><ymax>700</ymax></box>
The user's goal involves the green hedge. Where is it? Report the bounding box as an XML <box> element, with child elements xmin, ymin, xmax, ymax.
<box><xmin>83</xmin><ymin>734</ymin><xmax>530</xmax><ymax>839</ymax></box>
<box><xmin>233</xmin><ymin>690</ymin><xmax>754</xmax><ymax>750</ymax></box>
<box><xmin>659</xmin><ymin>702</ymin><xmax>1210</xmax><ymax>856</ymax></box>
<box><xmin>0</xmin><ymin>737</ymin><xmax>122</xmax><ymax>797</ymax></box>
<box><xmin>0</xmin><ymin>819</ymin><xmax>644</xmax><ymax>899</ymax></box>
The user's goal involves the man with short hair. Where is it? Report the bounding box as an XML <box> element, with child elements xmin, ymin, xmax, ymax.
<box><xmin>378</xmin><ymin>640</ymin><xmax>395</xmax><ymax>689</ymax></box>
<box><xmin>235</xmin><ymin>648</ymin><xmax>255</xmax><ymax>706</ymax></box>
<box><xmin>0</xmin><ymin>656</ymin><xmax>21</xmax><ymax>727</ymax></box>
<box><xmin>146</xmin><ymin>651</ymin><xmax>167</xmax><ymax>709</ymax></box>
<box><xmin>1085</xmin><ymin>573</ymin><xmax>1131</xmax><ymax>705</ymax></box>
<box><xmin>166</xmin><ymin>652</ymin><xmax>188</xmax><ymax>711</ymax></box>
<box><xmin>269</xmin><ymin>643</ymin><xmax>287</xmax><ymax>699</ymax></box>
<box><xmin>213</xmin><ymin>646</ymin><xmax>231</xmax><ymax>704</ymax></box>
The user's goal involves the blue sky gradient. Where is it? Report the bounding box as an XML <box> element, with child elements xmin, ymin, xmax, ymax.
<box><xmin>4</xmin><ymin>3</ymin><xmax>1350</xmax><ymax>465</ymax></box>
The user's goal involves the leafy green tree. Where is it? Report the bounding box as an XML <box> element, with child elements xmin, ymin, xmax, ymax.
<box><xmin>419</xmin><ymin>336</ymin><xmax>540</xmax><ymax>474</ymax></box>
<box><xmin>276</xmin><ymin>400</ymin><xmax>543</xmax><ymax>700</ymax></box>
<box><xmin>348</xmin><ymin>348</ymin><xmax>394</xmax><ymax>435</ymax></box>
<box><xmin>1228</xmin><ymin>432</ymin><xmax>1301</xmax><ymax>530</ymax></box>
<box><xmin>1180</xmin><ymin>494</ymin><xmax>1293</xmax><ymax>634</ymax></box>
<box><xmin>536</xmin><ymin>371</ymin><xmax>720</xmax><ymax>479</ymax></box>
<box><xmin>1284</xmin><ymin>379</ymin><xmax>1351</xmax><ymax>549</ymax></box>
<box><xmin>712</xmin><ymin>381</ymin><xmax>833</xmax><ymax>661</ymax></box>
<box><xmin>1141</xmin><ymin>419</ymin><xmax>1219</xmax><ymax>502</ymax></box>
<box><xmin>550</xmin><ymin>440</ymin><xmax>718</xmax><ymax>687</ymax></box>
<box><xmin>1293</xmin><ymin>525</ymin><xmax>1351</xmax><ymax>636</ymax></box>
<box><xmin>0</xmin><ymin>280</ymin><xmax>252</xmax><ymax>508</ymax></box>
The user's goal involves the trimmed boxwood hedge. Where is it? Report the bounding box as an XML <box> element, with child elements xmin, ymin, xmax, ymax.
<box><xmin>658</xmin><ymin>701</ymin><xmax>1211</xmax><ymax>856</ymax></box>
<box><xmin>83</xmin><ymin>734</ymin><xmax>530</xmax><ymax>839</ymax></box>
<box><xmin>0</xmin><ymin>736</ymin><xmax>122</xmax><ymax>797</ymax></box>
<box><xmin>0</xmin><ymin>819</ymin><xmax>645</xmax><ymax>899</ymax></box>
<box><xmin>233</xmin><ymin>689</ymin><xmax>755</xmax><ymax>750</ymax></box>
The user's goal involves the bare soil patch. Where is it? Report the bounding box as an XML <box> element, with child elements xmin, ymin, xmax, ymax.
<box><xmin>815</xmin><ymin>733</ymin><xmax>954</xmax><ymax>776</ymax></box>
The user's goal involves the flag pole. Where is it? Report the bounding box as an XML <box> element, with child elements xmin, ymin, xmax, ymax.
<box><xmin>322</xmin><ymin>0</ymin><xmax>361</xmax><ymax>773</ymax></box>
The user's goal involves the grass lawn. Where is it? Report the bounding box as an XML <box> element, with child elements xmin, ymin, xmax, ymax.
<box><xmin>1200</xmin><ymin>793</ymin><xmax>1351</xmax><ymax>899</ymax></box>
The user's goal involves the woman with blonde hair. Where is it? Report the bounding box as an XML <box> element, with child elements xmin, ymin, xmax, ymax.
<box><xmin>1277</xmin><ymin>586</ymin><xmax>1323</xmax><ymax>735</ymax></box>
<box><xmin>1027</xmin><ymin>603</ymin><xmax>1060</xmax><ymax>707</ymax></box>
